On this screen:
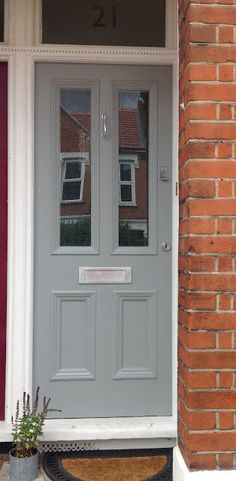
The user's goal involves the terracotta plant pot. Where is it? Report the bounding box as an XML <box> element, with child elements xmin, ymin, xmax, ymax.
<box><xmin>9</xmin><ymin>448</ymin><xmax>39</xmax><ymax>481</ymax></box>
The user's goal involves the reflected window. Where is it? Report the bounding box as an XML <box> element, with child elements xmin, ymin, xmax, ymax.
<box><xmin>59</xmin><ymin>88</ymin><xmax>91</xmax><ymax>247</ymax></box>
<box><xmin>61</xmin><ymin>156</ymin><xmax>86</xmax><ymax>203</ymax></box>
<box><xmin>119</xmin><ymin>160</ymin><xmax>136</xmax><ymax>206</ymax></box>
<box><xmin>118</xmin><ymin>90</ymin><xmax>149</xmax><ymax>247</ymax></box>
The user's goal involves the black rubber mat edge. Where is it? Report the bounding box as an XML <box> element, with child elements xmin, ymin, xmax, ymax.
<box><xmin>43</xmin><ymin>448</ymin><xmax>173</xmax><ymax>481</ymax></box>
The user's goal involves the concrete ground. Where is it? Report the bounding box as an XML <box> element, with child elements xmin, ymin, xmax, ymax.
<box><xmin>0</xmin><ymin>461</ymin><xmax>51</xmax><ymax>481</ymax></box>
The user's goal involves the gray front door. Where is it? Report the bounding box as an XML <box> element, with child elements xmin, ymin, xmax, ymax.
<box><xmin>34</xmin><ymin>63</ymin><xmax>172</xmax><ymax>418</ymax></box>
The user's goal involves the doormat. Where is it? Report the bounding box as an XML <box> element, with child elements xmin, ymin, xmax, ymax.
<box><xmin>43</xmin><ymin>448</ymin><xmax>172</xmax><ymax>481</ymax></box>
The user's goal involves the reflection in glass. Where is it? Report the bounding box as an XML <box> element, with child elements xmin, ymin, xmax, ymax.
<box><xmin>118</xmin><ymin>91</ymin><xmax>149</xmax><ymax>247</ymax></box>
<box><xmin>60</xmin><ymin>89</ymin><xmax>91</xmax><ymax>247</ymax></box>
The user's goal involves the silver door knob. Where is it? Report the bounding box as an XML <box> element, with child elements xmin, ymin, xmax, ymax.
<box><xmin>161</xmin><ymin>241</ymin><xmax>171</xmax><ymax>252</ymax></box>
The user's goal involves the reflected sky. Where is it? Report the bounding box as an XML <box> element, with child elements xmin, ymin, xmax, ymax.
<box><xmin>60</xmin><ymin>89</ymin><xmax>91</xmax><ymax>112</ymax></box>
<box><xmin>60</xmin><ymin>88</ymin><xmax>144</xmax><ymax>112</ymax></box>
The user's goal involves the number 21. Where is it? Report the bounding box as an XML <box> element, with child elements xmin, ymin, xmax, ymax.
<box><xmin>93</xmin><ymin>6</ymin><xmax>117</xmax><ymax>28</ymax></box>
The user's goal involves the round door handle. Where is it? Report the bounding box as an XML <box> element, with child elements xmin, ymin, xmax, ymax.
<box><xmin>161</xmin><ymin>241</ymin><xmax>171</xmax><ymax>252</ymax></box>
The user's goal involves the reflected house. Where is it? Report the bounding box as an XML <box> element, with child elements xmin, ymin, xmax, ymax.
<box><xmin>60</xmin><ymin>95</ymin><xmax>149</xmax><ymax>246</ymax></box>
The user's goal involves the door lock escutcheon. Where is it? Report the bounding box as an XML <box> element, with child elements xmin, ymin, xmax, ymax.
<box><xmin>161</xmin><ymin>241</ymin><xmax>171</xmax><ymax>252</ymax></box>
<box><xmin>160</xmin><ymin>165</ymin><xmax>169</xmax><ymax>181</ymax></box>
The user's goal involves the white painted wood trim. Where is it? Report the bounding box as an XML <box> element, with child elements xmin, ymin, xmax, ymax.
<box><xmin>0</xmin><ymin>45</ymin><xmax>177</xmax><ymax>62</ymax></box>
<box><xmin>166</xmin><ymin>0</ymin><xmax>178</xmax><ymax>49</ymax></box>
<box><xmin>3</xmin><ymin>49</ymin><xmax>178</xmax><ymax>428</ymax></box>
<box><xmin>0</xmin><ymin>417</ymin><xmax>177</xmax><ymax>443</ymax></box>
<box><xmin>173</xmin><ymin>447</ymin><xmax>236</xmax><ymax>481</ymax></box>
<box><xmin>1</xmin><ymin>2</ymin><xmax>178</xmax><ymax>451</ymax></box>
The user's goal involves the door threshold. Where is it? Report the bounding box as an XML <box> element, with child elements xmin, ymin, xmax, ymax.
<box><xmin>0</xmin><ymin>417</ymin><xmax>177</xmax><ymax>448</ymax></box>
<box><xmin>42</xmin><ymin>416</ymin><xmax>177</xmax><ymax>449</ymax></box>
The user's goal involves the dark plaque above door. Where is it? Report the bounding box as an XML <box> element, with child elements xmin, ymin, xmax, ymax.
<box><xmin>42</xmin><ymin>0</ymin><xmax>165</xmax><ymax>47</ymax></box>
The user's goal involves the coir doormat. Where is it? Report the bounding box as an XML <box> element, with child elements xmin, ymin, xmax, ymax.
<box><xmin>43</xmin><ymin>448</ymin><xmax>172</xmax><ymax>481</ymax></box>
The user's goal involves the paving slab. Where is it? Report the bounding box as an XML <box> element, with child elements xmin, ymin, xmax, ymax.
<box><xmin>0</xmin><ymin>462</ymin><xmax>51</xmax><ymax>481</ymax></box>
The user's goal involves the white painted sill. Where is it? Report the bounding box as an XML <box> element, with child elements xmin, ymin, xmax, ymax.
<box><xmin>0</xmin><ymin>416</ymin><xmax>176</xmax><ymax>443</ymax></box>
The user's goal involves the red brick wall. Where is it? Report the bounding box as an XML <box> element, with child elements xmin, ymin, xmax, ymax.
<box><xmin>178</xmin><ymin>0</ymin><xmax>236</xmax><ymax>471</ymax></box>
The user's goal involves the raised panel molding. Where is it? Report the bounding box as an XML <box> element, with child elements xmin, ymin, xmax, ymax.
<box><xmin>50</xmin><ymin>291</ymin><xmax>96</xmax><ymax>381</ymax></box>
<box><xmin>113</xmin><ymin>291</ymin><xmax>158</xmax><ymax>380</ymax></box>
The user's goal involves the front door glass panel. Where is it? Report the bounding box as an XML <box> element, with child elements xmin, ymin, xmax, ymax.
<box><xmin>118</xmin><ymin>90</ymin><xmax>149</xmax><ymax>247</ymax></box>
<box><xmin>60</xmin><ymin>89</ymin><xmax>92</xmax><ymax>247</ymax></box>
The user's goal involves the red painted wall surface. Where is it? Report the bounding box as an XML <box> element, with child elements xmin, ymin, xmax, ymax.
<box><xmin>0</xmin><ymin>62</ymin><xmax>7</xmax><ymax>420</ymax></box>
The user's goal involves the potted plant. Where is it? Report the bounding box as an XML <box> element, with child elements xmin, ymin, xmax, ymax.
<box><xmin>10</xmin><ymin>387</ymin><xmax>60</xmax><ymax>481</ymax></box>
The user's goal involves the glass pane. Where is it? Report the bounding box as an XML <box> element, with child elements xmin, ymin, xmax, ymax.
<box><xmin>121</xmin><ymin>185</ymin><xmax>132</xmax><ymax>202</ymax></box>
<box><xmin>120</xmin><ymin>163</ymin><xmax>131</xmax><ymax>182</ymax></box>
<box><xmin>42</xmin><ymin>0</ymin><xmax>165</xmax><ymax>47</ymax></box>
<box><xmin>119</xmin><ymin>90</ymin><xmax>149</xmax><ymax>247</ymax></box>
<box><xmin>60</xmin><ymin>89</ymin><xmax>91</xmax><ymax>247</ymax></box>
<box><xmin>62</xmin><ymin>181</ymin><xmax>81</xmax><ymax>201</ymax></box>
<box><xmin>65</xmin><ymin>161</ymin><xmax>82</xmax><ymax>179</ymax></box>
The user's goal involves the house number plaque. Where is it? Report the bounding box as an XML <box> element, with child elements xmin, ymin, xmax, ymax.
<box><xmin>42</xmin><ymin>0</ymin><xmax>166</xmax><ymax>47</ymax></box>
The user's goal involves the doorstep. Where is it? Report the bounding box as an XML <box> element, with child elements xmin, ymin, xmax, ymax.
<box><xmin>0</xmin><ymin>462</ymin><xmax>51</xmax><ymax>481</ymax></box>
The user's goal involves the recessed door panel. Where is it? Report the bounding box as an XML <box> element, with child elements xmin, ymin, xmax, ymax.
<box><xmin>34</xmin><ymin>63</ymin><xmax>172</xmax><ymax>418</ymax></box>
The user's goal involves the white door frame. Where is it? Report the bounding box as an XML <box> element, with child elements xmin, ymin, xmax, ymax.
<box><xmin>0</xmin><ymin>0</ymin><xmax>178</xmax><ymax>447</ymax></box>
<box><xmin>0</xmin><ymin>45</ymin><xmax>178</xmax><ymax>445</ymax></box>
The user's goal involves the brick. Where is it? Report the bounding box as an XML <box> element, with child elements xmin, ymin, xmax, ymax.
<box><xmin>219</xmin><ymin>104</ymin><xmax>233</xmax><ymax>120</ymax></box>
<box><xmin>187</xmin><ymin>122</ymin><xmax>236</xmax><ymax>141</ymax></box>
<box><xmin>182</xmin><ymin>64</ymin><xmax>217</xmax><ymax>84</ymax></box>
<box><xmin>190</xmin><ymin>273</ymin><xmax>236</xmax><ymax>291</ymax></box>
<box><xmin>179</xmin><ymin>325</ymin><xmax>216</xmax><ymax>348</ymax></box>
<box><xmin>218</xmin><ymin>257</ymin><xmax>233</xmax><ymax>272</ymax></box>
<box><xmin>181</xmin><ymin>428</ymin><xmax>236</xmax><ymax>452</ymax></box>
<box><xmin>217</xmin><ymin>142</ymin><xmax>232</xmax><ymax>158</ymax></box>
<box><xmin>185</xmin><ymin>237</ymin><xmax>236</xmax><ymax>255</ymax></box>
<box><xmin>186</xmin><ymin>389</ymin><xmax>236</xmax><ymax>410</ymax></box>
<box><xmin>217</xmin><ymin>219</ymin><xmax>232</xmax><ymax>234</ymax></box>
<box><xmin>180</xmin><ymin>102</ymin><xmax>216</xmax><ymax>130</ymax></box>
<box><xmin>219</xmin><ymin>293</ymin><xmax>231</xmax><ymax>310</ymax></box>
<box><xmin>219</xmin><ymin>332</ymin><xmax>232</xmax><ymax>349</ymax></box>
<box><xmin>188</xmin><ymin>453</ymin><xmax>217</xmax><ymax>471</ymax></box>
<box><xmin>187</xmin><ymin>45</ymin><xmax>236</xmax><ymax>64</ymax></box>
<box><xmin>219</xmin><ymin>371</ymin><xmax>234</xmax><ymax>389</ymax></box>
<box><xmin>180</xmin><ymin>311</ymin><xmax>236</xmax><ymax>331</ymax></box>
<box><xmin>180</xmin><ymin>179</ymin><xmax>215</xmax><ymax>200</ymax></box>
<box><xmin>219</xmin><ymin>412</ymin><xmax>234</xmax><ymax>430</ymax></box>
<box><xmin>218</xmin><ymin>180</ymin><xmax>233</xmax><ymax>197</ymax></box>
<box><xmin>187</xmin><ymin>5</ymin><xmax>236</xmax><ymax>25</ymax></box>
<box><xmin>179</xmin><ymin>219</ymin><xmax>215</xmax><ymax>235</ymax></box>
<box><xmin>186</xmin><ymin>83</ymin><xmax>236</xmax><ymax>102</ymax></box>
<box><xmin>179</xmin><ymin>363</ymin><xmax>217</xmax><ymax>389</ymax></box>
<box><xmin>180</xmin><ymin>142</ymin><xmax>216</xmax><ymax>165</ymax></box>
<box><xmin>179</xmin><ymin>400</ymin><xmax>216</xmax><ymax>430</ymax></box>
<box><xmin>219</xmin><ymin>64</ymin><xmax>234</xmax><ymax>82</ymax></box>
<box><xmin>188</xmin><ymin>199</ymin><xmax>236</xmax><ymax>216</ymax></box>
<box><xmin>219</xmin><ymin>26</ymin><xmax>234</xmax><ymax>44</ymax></box>
<box><xmin>184</xmin><ymin>161</ymin><xmax>236</xmax><ymax>179</ymax></box>
<box><xmin>180</xmin><ymin>344</ymin><xmax>236</xmax><ymax>370</ymax></box>
<box><xmin>189</xmin><ymin>24</ymin><xmax>216</xmax><ymax>43</ymax></box>
<box><xmin>179</xmin><ymin>291</ymin><xmax>216</xmax><ymax>310</ymax></box>
<box><xmin>188</xmin><ymin>255</ymin><xmax>215</xmax><ymax>272</ymax></box>
<box><xmin>218</xmin><ymin>453</ymin><xmax>234</xmax><ymax>469</ymax></box>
